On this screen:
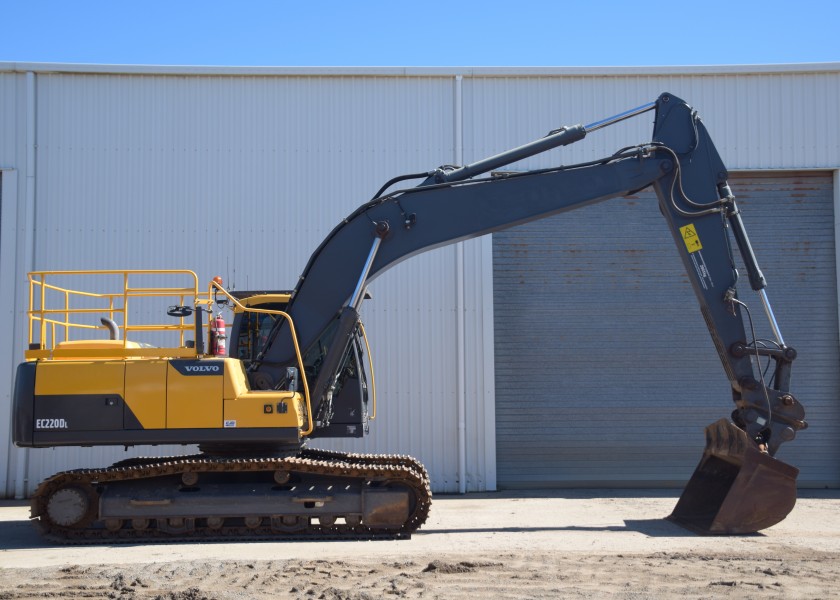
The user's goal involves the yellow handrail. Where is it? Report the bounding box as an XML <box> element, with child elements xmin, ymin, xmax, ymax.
<box><xmin>207</xmin><ymin>281</ymin><xmax>314</xmax><ymax>437</ymax></box>
<box><xmin>358</xmin><ymin>321</ymin><xmax>377</xmax><ymax>421</ymax></box>
<box><xmin>27</xmin><ymin>270</ymin><xmax>200</xmax><ymax>357</ymax></box>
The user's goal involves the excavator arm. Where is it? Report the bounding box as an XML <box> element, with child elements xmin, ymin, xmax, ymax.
<box><xmin>243</xmin><ymin>93</ymin><xmax>807</xmax><ymax>533</ymax></box>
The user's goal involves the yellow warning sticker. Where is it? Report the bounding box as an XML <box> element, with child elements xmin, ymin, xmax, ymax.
<box><xmin>680</xmin><ymin>223</ymin><xmax>703</xmax><ymax>253</ymax></box>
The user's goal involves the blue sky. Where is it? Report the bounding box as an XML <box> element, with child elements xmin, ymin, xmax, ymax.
<box><xmin>1</xmin><ymin>1</ymin><xmax>837</xmax><ymax>67</ymax></box>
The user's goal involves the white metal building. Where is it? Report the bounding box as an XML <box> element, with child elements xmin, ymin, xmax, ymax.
<box><xmin>1</xmin><ymin>62</ymin><xmax>838</xmax><ymax>498</ymax></box>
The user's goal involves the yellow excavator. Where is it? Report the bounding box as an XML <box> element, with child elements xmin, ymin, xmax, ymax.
<box><xmin>13</xmin><ymin>93</ymin><xmax>807</xmax><ymax>541</ymax></box>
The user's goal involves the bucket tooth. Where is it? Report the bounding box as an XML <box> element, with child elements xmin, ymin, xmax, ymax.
<box><xmin>669</xmin><ymin>419</ymin><xmax>799</xmax><ymax>534</ymax></box>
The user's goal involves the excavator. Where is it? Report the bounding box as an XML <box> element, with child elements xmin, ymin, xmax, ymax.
<box><xmin>12</xmin><ymin>93</ymin><xmax>807</xmax><ymax>541</ymax></box>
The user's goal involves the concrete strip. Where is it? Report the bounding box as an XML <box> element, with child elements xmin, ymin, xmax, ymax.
<box><xmin>1</xmin><ymin>489</ymin><xmax>839</xmax><ymax>570</ymax></box>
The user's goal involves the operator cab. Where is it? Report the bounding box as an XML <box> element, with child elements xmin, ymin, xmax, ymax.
<box><xmin>229</xmin><ymin>290</ymin><xmax>373</xmax><ymax>439</ymax></box>
<box><xmin>228</xmin><ymin>291</ymin><xmax>291</xmax><ymax>365</ymax></box>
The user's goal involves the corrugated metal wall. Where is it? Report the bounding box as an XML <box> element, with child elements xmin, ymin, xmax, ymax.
<box><xmin>0</xmin><ymin>71</ymin><xmax>26</xmax><ymax>499</ymax></box>
<box><xmin>0</xmin><ymin>168</ymin><xmax>10</xmax><ymax>496</ymax></box>
<box><xmin>1</xmin><ymin>64</ymin><xmax>839</xmax><ymax>496</ymax></box>
<box><xmin>494</xmin><ymin>172</ymin><xmax>838</xmax><ymax>487</ymax></box>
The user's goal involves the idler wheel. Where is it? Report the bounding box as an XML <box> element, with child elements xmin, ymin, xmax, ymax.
<box><xmin>45</xmin><ymin>485</ymin><xmax>97</xmax><ymax>529</ymax></box>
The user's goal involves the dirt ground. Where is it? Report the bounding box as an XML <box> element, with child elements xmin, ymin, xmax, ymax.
<box><xmin>1</xmin><ymin>489</ymin><xmax>839</xmax><ymax>599</ymax></box>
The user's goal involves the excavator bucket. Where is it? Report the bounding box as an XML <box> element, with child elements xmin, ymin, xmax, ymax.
<box><xmin>668</xmin><ymin>419</ymin><xmax>799</xmax><ymax>534</ymax></box>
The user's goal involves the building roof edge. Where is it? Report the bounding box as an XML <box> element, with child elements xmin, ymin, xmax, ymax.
<box><xmin>1</xmin><ymin>62</ymin><xmax>838</xmax><ymax>77</ymax></box>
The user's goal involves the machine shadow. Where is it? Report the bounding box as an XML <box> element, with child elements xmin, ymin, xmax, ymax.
<box><xmin>420</xmin><ymin>518</ymin><xmax>764</xmax><ymax>538</ymax></box>
<box><xmin>0</xmin><ymin>516</ymin><xmax>765</xmax><ymax>551</ymax></box>
<box><xmin>0</xmin><ymin>520</ymin><xmax>56</xmax><ymax>550</ymax></box>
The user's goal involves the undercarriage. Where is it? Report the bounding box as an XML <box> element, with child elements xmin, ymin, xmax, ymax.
<box><xmin>31</xmin><ymin>449</ymin><xmax>432</xmax><ymax>543</ymax></box>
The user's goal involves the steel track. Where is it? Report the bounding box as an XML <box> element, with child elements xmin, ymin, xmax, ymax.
<box><xmin>30</xmin><ymin>450</ymin><xmax>432</xmax><ymax>544</ymax></box>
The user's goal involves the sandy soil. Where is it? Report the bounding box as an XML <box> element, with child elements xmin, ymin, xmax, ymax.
<box><xmin>2</xmin><ymin>550</ymin><xmax>839</xmax><ymax>600</ymax></box>
<box><xmin>2</xmin><ymin>490</ymin><xmax>839</xmax><ymax>599</ymax></box>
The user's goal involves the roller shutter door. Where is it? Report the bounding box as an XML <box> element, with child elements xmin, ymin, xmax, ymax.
<box><xmin>493</xmin><ymin>172</ymin><xmax>838</xmax><ymax>488</ymax></box>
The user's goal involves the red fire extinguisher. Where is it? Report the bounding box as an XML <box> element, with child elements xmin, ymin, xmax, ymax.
<box><xmin>210</xmin><ymin>312</ymin><xmax>227</xmax><ymax>356</ymax></box>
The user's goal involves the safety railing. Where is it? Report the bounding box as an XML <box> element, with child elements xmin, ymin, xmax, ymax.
<box><xmin>26</xmin><ymin>270</ymin><xmax>201</xmax><ymax>360</ymax></box>
<box><xmin>207</xmin><ymin>279</ymin><xmax>314</xmax><ymax>436</ymax></box>
<box><xmin>358</xmin><ymin>322</ymin><xmax>376</xmax><ymax>421</ymax></box>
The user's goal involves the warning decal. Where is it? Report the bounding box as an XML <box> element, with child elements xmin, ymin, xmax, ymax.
<box><xmin>679</xmin><ymin>223</ymin><xmax>703</xmax><ymax>253</ymax></box>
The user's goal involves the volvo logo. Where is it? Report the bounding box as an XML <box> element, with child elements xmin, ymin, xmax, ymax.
<box><xmin>185</xmin><ymin>365</ymin><xmax>220</xmax><ymax>373</ymax></box>
<box><xmin>172</xmin><ymin>360</ymin><xmax>224</xmax><ymax>376</ymax></box>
